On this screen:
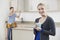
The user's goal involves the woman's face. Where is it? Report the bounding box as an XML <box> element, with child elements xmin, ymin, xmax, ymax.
<box><xmin>37</xmin><ymin>5</ymin><xmax>46</xmax><ymax>16</ymax></box>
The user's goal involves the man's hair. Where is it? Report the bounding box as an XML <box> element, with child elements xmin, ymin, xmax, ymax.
<box><xmin>10</xmin><ymin>7</ymin><xmax>14</xmax><ymax>10</ymax></box>
<box><xmin>37</xmin><ymin>3</ymin><xmax>44</xmax><ymax>7</ymax></box>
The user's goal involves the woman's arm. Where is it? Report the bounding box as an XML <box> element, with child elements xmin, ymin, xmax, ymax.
<box><xmin>33</xmin><ymin>18</ymin><xmax>40</xmax><ymax>35</ymax></box>
<box><xmin>41</xmin><ymin>18</ymin><xmax>56</xmax><ymax>36</ymax></box>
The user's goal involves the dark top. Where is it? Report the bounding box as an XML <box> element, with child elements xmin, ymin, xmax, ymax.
<box><xmin>34</xmin><ymin>16</ymin><xmax>56</xmax><ymax>40</ymax></box>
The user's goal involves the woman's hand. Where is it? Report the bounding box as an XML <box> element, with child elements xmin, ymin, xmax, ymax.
<box><xmin>34</xmin><ymin>27</ymin><xmax>42</xmax><ymax>31</ymax></box>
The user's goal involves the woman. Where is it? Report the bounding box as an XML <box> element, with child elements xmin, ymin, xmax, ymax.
<box><xmin>34</xmin><ymin>3</ymin><xmax>56</xmax><ymax>40</ymax></box>
<box><xmin>7</xmin><ymin>7</ymin><xmax>20</xmax><ymax>40</ymax></box>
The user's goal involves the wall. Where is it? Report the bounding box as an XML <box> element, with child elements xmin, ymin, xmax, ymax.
<box><xmin>16</xmin><ymin>11</ymin><xmax>60</xmax><ymax>22</ymax></box>
<box><xmin>0</xmin><ymin>0</ymin><xmax>9</xmax><ymax>40</ymax></box>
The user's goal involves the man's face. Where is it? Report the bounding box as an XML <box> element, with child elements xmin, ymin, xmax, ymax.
<box><xmin>37</xmin><ymin>5</ymin><xmax>46</xmax><ymax>16</ymax></box>
<box><xmin>10</xmin><ymin>8</ymin><xmax>14</xmax><ymax>13</ymax></box>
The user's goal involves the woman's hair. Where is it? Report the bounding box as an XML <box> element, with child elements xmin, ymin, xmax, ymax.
<box><xmin>10</xmin><ymin>7</ymin><xmax>14</xmax><ymax>10</ymax></box>
<box><xmin>37</xmin><ymin>3</ymin><xmax>45</xmax><ymax>7</ymax></box>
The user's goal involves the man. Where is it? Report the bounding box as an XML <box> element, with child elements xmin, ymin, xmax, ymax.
<box><xmin>7</xmin><ymin>7</ymin><xmax>20</xmax><ymax>40</ymax></box>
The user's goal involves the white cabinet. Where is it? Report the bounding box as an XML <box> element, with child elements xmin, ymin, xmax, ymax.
<box><xmin>12</xmin><ymin>28</ymin><xmax>34</xmax><ymax>40</ymax></box>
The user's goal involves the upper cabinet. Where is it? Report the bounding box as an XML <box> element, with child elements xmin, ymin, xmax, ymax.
<box><xmin>10</xmin><ymin>0</ymin><xmax>59</xmax><ymax>12</ymax></box>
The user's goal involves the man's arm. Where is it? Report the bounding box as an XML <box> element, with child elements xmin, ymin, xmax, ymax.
<box><xmin>16</xmin><ymin>11</ymin><xmax>21</xmax><ymax>18</ymax></box>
